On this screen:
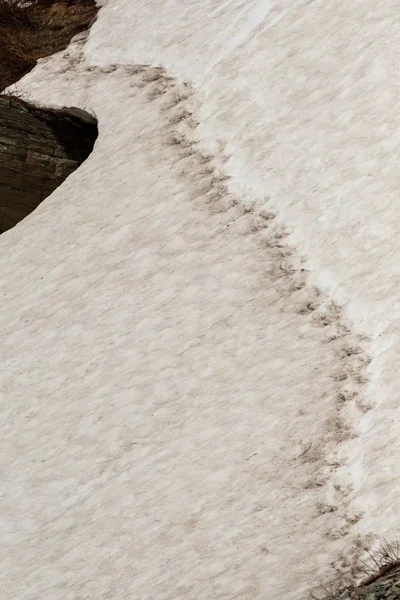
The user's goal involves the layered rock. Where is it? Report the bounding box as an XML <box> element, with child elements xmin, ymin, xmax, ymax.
<box><xmin>0</xmin><ymin>95</ymin><xmax>97</xmax><ymax>233</ymax></box>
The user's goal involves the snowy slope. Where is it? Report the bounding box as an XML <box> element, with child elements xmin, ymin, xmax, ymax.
<box><xmin>0</xmin><ymin>1</ymin><xmax>399</xmax><ymax>599</ymax></box>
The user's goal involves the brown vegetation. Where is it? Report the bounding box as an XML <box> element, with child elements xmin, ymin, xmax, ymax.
<box><xmin>308</xmin><ymin>538</ymin><xmax>400</xmax><ymax>599</ymax></box>
<box><xmin>0</xmin><ymin>0</ymin><xmax>98</xmax><ymax>91</ymax></box>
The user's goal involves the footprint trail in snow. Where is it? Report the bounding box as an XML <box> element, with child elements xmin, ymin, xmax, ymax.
<box><xmin>0</xmin><ymin>37</ymin><xmax>374</xmax><ymax>600</ymax></box>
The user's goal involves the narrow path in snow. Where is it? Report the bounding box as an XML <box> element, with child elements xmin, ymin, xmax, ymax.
<box><xmin>0</xmin><ymin>38</ymin><xmax>374</xmax><ymax>600</ymax></box>
<box><xmin>142</xmin><ymin>63</ymin><xmax>374</xmax><ymax>596</ymax></box>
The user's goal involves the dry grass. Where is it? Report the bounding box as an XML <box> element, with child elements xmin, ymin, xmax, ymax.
<box><xmin>357</xmin><ymin>537</ymin><xmax>400</xmax><ymax>585</ymax></box>
<box><xmin>0</xmin><ymin>0</ymin><xmax>35</xmax><ymax>88</ymax></box>
<box><xmin>307</xmin><ymin>537</ymin><xmax>400</xmax><ymax>599</ymax></box>
<box><xmin>0</xmin><ymin>0</ymin><xmax>31</xmax><ymax>26</ymax></box>
<box><xmin>0</xmin><ymin>0</ymin><xmax>98</xmax><ymax>91</ymax></box>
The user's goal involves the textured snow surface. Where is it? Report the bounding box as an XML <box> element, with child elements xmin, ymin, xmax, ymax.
<box><xmin>1</xmin><ymin>1</ymin><xmax>399</xmax><ymax>599</ymax></box>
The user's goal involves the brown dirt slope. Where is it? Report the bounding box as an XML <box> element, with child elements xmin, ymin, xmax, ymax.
<box><xmin>0</xmin><ymin>0</ymin><xmax>98</xmax><ymax>91</ymax></box>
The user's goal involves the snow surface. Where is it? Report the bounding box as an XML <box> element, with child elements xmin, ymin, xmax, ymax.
<box><xmin>1</xmin><ymin>1</ymin><xmax>400</xmax><ymax>598</ymax></box>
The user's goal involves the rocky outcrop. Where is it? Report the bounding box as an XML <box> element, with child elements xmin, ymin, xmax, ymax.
<box><xmin>0</xmin><ymin>95</ymin><xmax>97</xmax><ymax>233</ymax></box>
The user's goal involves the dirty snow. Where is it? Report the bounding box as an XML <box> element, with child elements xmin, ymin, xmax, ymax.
<box><xmin>0</xmin><ymin>1</ymin><xmax>399</xmax><ymax>599</ymax></box>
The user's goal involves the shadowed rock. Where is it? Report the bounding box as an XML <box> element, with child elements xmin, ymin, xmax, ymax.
<box><xmin>0</xmin><ymin>95</ymin><xmax>97</xmax><ymax>233</ymax></box>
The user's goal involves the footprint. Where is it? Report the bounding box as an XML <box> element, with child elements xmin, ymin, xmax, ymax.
<box><xmin>140</xmin><ymin>66</ymin><xmax>166</xmax><ymax>82</ymax></box>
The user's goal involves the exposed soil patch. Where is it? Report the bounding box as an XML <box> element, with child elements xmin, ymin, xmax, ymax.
<box><xmin>0</xmin><ymin>0</ymin><xmax>98</xmax><ymax>91</ymax></box>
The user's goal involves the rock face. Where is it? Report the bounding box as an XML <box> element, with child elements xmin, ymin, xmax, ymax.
<box><xmin>0</xmin><ymin>95</ymin><xmax>97</xmax><ymax>234</ymax></box>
